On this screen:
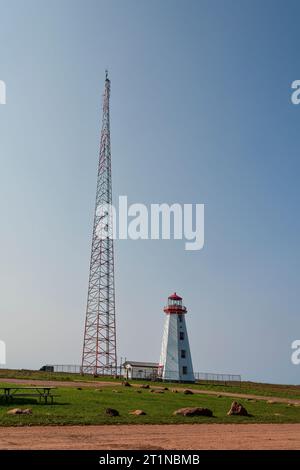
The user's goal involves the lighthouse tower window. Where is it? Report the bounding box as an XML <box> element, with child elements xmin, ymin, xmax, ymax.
<box><xmin>181</xmin><ymin>349</ymin><xmax>186</xmax><ymax>358</ymax></box>
<box><xmin>182</xmin><ymin>366</ymin><xmax>188</xmax><ymax>375</ymax></box>
<box><xmin>179</xmin><ymin>331</ymin><xmax>184</xmax><ymax>340</ymax></box>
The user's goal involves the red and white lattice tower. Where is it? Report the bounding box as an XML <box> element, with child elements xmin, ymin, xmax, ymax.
<box><xmin>81</xmin><ymin>71</ymin><xmax>117</xmax><ymax>375</ymax></box>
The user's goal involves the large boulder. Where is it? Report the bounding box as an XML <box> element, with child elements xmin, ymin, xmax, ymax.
<box><xmin>7</xmin><ymin>408</ymin><xmax>32</xmax><ymax>415</ymax></box>
<box><xmin>173</xmin><ymin>407</ymin><xmax>213</xmax><ymax>417</ymax></box>
<box><xmin>105</xmin><ymin>408</ymin><xmax>119</xmax><ymax>417</ymax></box>
<box><xmin>129</xmin><ymin>409</ymin><xmax>146</xmax><ymax>416</ymax></box>
<box><xmin>140</xmin><ymin>384</ymin><xmax>150</xmax><ymax>389</ymax></box>
<box><xmin>122</xmin><ymin>381</ymin><xmax>131</xmax><ymax>387</ymax></box>
<box><xmin>227</xmin><ymin>401</ymin><xmax>248</xmax><ymax>416</ymax></box>
<box><xmin>183</xmin><ymin>389</ymin><xmax>193</xmax><ymax>395</ymax></box>
<box><xmin>7</xmin><ymin>408</ymin><xmax>22</xmax><ymax>415</ymax></box>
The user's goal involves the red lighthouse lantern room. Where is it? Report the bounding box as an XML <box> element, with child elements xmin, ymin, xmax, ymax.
<box><xmin>164</xmin><ymin>292</ymin><xmax>187</xmax><ymax>315</ymax></box>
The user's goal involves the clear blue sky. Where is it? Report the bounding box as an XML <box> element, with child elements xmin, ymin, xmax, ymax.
<box><xmin>0</xmin><ymin>0</ymin><xmax>299</xmax><ymax>384</ymax></box>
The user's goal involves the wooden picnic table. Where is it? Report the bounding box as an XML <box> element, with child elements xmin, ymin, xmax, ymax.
<box><xmin>0</xmin><ymin>386</ymin><xmax>58</xmax><ymax>404</ymax></box>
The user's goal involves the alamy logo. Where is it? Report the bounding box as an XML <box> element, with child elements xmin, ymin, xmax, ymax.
<box><xmin>95</xmin><ymin>196</ymin><xmax>205</xmax><ymax>251</ymax></box>
<box><xmin>0</xmin><ymin>80</ymin><xmax>6</xmax><ymax>104</ymax></box>
<box><xmin>291</xmin><ymin>340</ymin><xmax>300</xmax><ymax>365</ymax></box>
<box><xmin>0</xmin><ymin>341</ymin><xmax>6</xmax><ymax>365</ymax></box>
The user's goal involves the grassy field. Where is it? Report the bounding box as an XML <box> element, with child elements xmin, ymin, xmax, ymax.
<box><xmin>1</xmin><ymin>368</ymin><xmax>300</xmax><ymax>399</ymax></box>
<box><xmin>186</xmin><ymin>382</ymin><xmax>300</xmax><ymax>400</ymax></box>
<box><xmin>0</xmin><ymin>381</ymin><xmax>300</xmax><ymax>426</ymax></box>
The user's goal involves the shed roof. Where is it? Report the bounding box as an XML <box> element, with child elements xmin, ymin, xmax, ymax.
<box><xmin>123</xmin><ymin>361</ymin><xmax>159</xmax><ymax>368</ymax></box>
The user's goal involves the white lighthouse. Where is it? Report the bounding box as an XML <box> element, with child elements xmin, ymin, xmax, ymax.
<box><xmin>159</xmin><ymin>293</ymin><xmax>195</xmax><ymax>382</ymax></box>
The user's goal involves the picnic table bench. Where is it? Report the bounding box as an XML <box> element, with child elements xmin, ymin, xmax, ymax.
<box><xmin>0</xmin><ymin>386</ymin><xmax>59</xmax><ymax>404</ymax></box>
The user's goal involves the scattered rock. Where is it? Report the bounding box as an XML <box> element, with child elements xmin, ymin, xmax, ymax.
<box><xmin>174</xmin><ymin>407</ymin><xmax>213</xmax><ymax>417</ymax></box>
<box><xmin>7</xmin><ymin>408</ymin><xmax>22</xmax><ymax>415</ymax></box>
<box><xmin>122</xmin><ymin>381</ymin><xmax>131</xmax><ymax>387</ymax></box>
<box><xmin>140</xmin><ymin>384</ymin><xmax>150</xmax><ymax>389</ymax></box>
<box><xmin>227</xmin><ymin>401</ymin><xmax>248</xmax><ymax>416</ymax></box>
<box><xmin>105</xmin><ymin>408</ymin><xmax>119</xmax><ymax>417</ymax></box>
<box><xmin>77</xmin><ymin>387</ymin><xmax>82</xmax><ymax>390</ymax></box>
<box><xmin>112</xmin><ymin>390</ymin><xmax>121</xmax><ymax>393</ymax></box>
<box><xmin>7</xmin><ymin>408</ymin><xmax>32</xmax><ymax>415</ymax></box>
<box><xmin>172</xmin><ymin>389</ymin><xmax>178</xmax><ymax>393</ymax></box>
<box><xmin>217</xmin><ymin>395</ymin><xmax>222</xmax><ymax>398</ymax></box>
<box><xmin>267</xmin><ymin>400</ymin><xmax>277</xmax><ymax>404</ymax></box>
<box><xmin>163</xmin><ymin>387</ymin><xmax>169</xmax><ymax>391</ymax></box>
<box><xmin>136</xmin><ymin>390</ymin><xmax>142</xmax><ymax>394</ymax></box>
<box><xmin>153</xmin><ymin>389</ymin><xmax>164</xmax><ymax>394</ymax></box>
<box><xmin>183</xmin><ymin>389</ymin><xmax>193</xmax><ymax>395</ymax></box>
<box><xmin>129</xmin><ymin>409</ymin><xmax>146</xmax><ymax>416</ymax></box>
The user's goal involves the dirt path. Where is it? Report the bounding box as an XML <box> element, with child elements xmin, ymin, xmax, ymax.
<box><xmin>0</xmin><ymin>424</ymin><xmax>299</xmax><ymax>449</ymax></box>
<box><xmin>1</xmin><ymin>378</ymin><xmax>300</xmax><ymax>405</ymax></box>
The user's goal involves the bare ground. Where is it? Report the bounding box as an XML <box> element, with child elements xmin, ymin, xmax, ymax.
<box><xmin>0</xmin><ymin>424</ymin><xmax>299</xmax><ymax>449</ymax></box>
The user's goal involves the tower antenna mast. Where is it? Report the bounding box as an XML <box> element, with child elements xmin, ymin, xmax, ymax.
<box><xmin>82</xmin><ymin>71</ymin><xmax>117</xmax><ymax>375</ymax></box>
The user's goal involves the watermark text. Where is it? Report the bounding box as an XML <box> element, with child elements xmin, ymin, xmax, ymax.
<box><xmin>0</xmin><ymin>80</ymin><xmax>6</xmax><ymax>104</ymax></box>
<box><xmin>291</xmin><ymin>340</ymin><xmax>300</xmax><ymax>365</ymax></box>
<box><xmin>95</xmin><ymin>196</ymin><xmax>204</xmax><ymax>251</ymax></box>
<box><xmin>0</xmin><ymin>341</ymin><xmax>6</xmax><ymax>365</ymax></box>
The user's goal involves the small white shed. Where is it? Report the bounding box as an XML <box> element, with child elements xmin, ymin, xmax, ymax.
<box><xmin>123</xmin><ymin>361</ymin><xmax>159</xmax><ymax>380</ymax></box>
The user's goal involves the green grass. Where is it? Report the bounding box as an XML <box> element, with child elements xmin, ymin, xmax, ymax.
<box><xmin>0</xmin><ymin>368</ymin><xmax>121</xmax><ymax>383</ymax></box>
<box><xmin>180</xmin><ymin>382</ymin><xmax>300</xmax><ymax>400</ymax></box>
<box><xmin>0</xmin><ymin>383</ymin><xmax>300</xmax><ymax>426</ymax></box>
<box><xmin>1</xmin><ymin>369</ymin><xmax>300</xmax><ymax>400</ymax></box>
